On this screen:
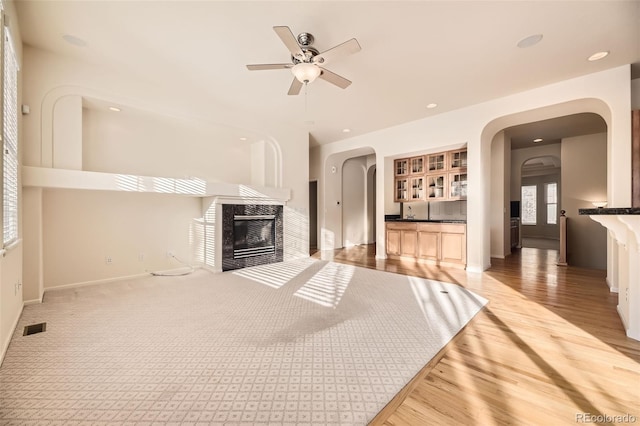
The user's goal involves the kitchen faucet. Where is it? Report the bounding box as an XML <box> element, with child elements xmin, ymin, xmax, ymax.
<box><xmin>406</xmin><ymin>205</ymin><xmax>415</xmax><ymax>219</ymax></box>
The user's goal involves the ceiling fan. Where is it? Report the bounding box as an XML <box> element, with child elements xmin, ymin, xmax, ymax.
<box><xmin>246</xmin><ymin>26</ymin><xmax>361</xmax><ymax>95</ymax></box>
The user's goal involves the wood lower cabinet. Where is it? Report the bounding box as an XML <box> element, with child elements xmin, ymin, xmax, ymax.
<box><xmin>386</xmin><ymin>222</ymin><xmax>418</xmax><ymax>257</ymax></box>
<box><xmin>401</xmin><ymin>229</ymin><xmax>418</xmax><ymax>257</ymax></box>
<box><xmin>417</xmin><ymin>224</ymin><xmax>440</xmax><ymax>260</ymax></box>
<box><xmin>440</xmin><ymin>225</ymin><xmax>466</xmax><ymax>264</ymax></box>
<box><xmin>386</xmin><ymin>222</ymin><xmax>466</xmax><ymax>267</ymax></box>
<box><xmin>386</xmin><ymin>228</ymin><xmax>401</xmax><ymax>256</ymax></box>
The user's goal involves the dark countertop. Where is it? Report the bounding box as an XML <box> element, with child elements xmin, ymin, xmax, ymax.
<box><xmin>385</xmin><ymin>218</ymin><xmax>467</xmax><ymax>224</ymax></box>
<box><xmin>578</xmin><ymin>207</ymin><xmax>640</xmax><ymax>215</ymax></box>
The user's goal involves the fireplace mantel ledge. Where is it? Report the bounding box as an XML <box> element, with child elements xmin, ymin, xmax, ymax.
<box><xmin>21</xmin><ymin>166</ymin><xmax>290</xmax><ymax>201</ymax></box>
<box><xmin>579</xmin><ymin>208</ymin><xmax>640</xmax><ymax>249</ymax></box>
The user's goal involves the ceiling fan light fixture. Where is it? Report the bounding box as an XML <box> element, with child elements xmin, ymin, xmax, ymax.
<box><xmin>292</xmin><ymin>62</ymin><xmax>321</xmax><ymax>84</ymax></box>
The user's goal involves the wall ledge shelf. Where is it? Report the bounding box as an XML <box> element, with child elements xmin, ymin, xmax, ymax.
<box><xmin>22</xmin><ymin>166</ymin><xmax>291</xmax><ymax>201</ymax></box>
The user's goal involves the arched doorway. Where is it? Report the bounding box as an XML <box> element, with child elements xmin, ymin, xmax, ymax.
<box><xmin>487</xmin><ymin>110</ymin><xmax>608</xmax><ymax>268</ymax></box>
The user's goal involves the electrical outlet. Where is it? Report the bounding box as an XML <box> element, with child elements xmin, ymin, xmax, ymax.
<box><xmin>138</xmin><ymin>253</ymin><xmax>145</xmax><ymax>262</ymax></box>
<box><xmin>105</xmin><ymin>256</ymin><xmax>113</xmax><ymax>264</ymax></box>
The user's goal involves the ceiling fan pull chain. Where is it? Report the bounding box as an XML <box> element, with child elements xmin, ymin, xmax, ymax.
<box><xmin>305</xmin><ymin>83</ymin><xmax>308</xmax><ymax>117</ymax></box>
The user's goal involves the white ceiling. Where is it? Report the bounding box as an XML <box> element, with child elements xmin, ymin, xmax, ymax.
<box><xmin>507</xmin><ymin>112</ymin><xmax>607</xmax><ymax>150</ymax></box>
<box><xmin>15</xmin><ymin>1</ymin><xmax>640</xmax><ymax>147</ymax></box>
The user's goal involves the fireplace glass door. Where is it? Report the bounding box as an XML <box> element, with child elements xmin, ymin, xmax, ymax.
<box><xmin>233</xmin><ymin>215</ymin><xmax>276</xmax><ymax>259</ymax></box>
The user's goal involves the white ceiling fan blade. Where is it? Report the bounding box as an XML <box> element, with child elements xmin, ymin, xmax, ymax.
<box><xmin>314</xmin><ymin>38</ymin><xmax>361</xmax><ymax>64</ymax></box>
<box><xmin>273</xmin><ymin>26</ymin><xmax>305</xmax><ymax>60</ymax></box>
<box><xmin>318</xmin><ymin>68</ymin><xmax>352</xmax><ymax>89</ymax></box>
<box><xmin>246</xmin><ymin>63</ymin><xmax>292</xmax><ymax>71</ymax></box>
<box><xmin>288</xmin><ymin>78</ymin><xmax>303</xmax><ymax>95</ymax></box>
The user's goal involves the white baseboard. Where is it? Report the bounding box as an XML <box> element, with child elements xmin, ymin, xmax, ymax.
<box><xmin>617</xmin><ymin>305</ymin><xmax>628</xmax><ymax>330</ymax></box>
<box><xmin>1</xmin><ymin>302</ymin><xmax>24</xmax><ymax>367</ymax></box>
<box><xmin>23</xmin><ymin>297</ymin><xmax>43</xmax><ymax>305</ymax></box>
<box><xmin>45</xmin><ymin>267</ymin><xmax>205</xmax><ymax>293</ymax></box>
<box><xmin>606</xmin><ymin>277</ymin><xmax>618</xmax><ymax>293</ymax></box>
<box><xmin>44</xmin><ymin>272</ymin><xmax>153</xmax><ymax>293</ymax></box>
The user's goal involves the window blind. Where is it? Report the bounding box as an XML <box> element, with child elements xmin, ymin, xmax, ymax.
<box><xmin>3</xmin><ymin>26</ymin><xmax>18</xmax><ymax>246</ymax></box>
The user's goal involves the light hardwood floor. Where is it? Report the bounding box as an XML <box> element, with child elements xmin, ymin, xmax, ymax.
<box><xmin>312</xmin><ymin>244</ymin><xmax>640</xmax><ymax>425</ymax></box>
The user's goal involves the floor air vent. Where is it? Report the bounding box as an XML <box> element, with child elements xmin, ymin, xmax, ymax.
<box><xmin>23</xmin><ymin>322</ymin><xmax>46</xmax><ymax>336</ymax></box>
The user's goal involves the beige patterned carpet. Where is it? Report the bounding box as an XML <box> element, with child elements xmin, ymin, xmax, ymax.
<box><xmin>0</xmin><ymin>258</ymin><xmax>486</xmax><ymax>425</ymax></box>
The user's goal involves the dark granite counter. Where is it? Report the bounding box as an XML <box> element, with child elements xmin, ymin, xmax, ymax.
<box><xmin>578</xmin><ymin>207</ymin><xmax>640</xmax><ymax>215</ymax></box>
<box><xmin>385</xmin><ymin>218</ymin><xmax>466</xmax><ymax>224</ymax></box>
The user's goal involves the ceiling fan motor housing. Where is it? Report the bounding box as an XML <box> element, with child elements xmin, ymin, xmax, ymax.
<box><xmin>297</xmin><ymin>32</ymin><xmax>314</xmax><ymax>46</ymax></box>
<box><xmin>292</xmin><ymin>46</ymin><xmax>319</xmax><ymax>64</ymax></box>
<box><xmin>291</xmin><ymin>32</ymin><xmax>319</xmax><ymax>64</ymax></box>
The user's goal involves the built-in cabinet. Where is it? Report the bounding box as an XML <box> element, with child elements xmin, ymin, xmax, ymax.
<box><xmin>394</xmin><ymin>148</ymin><xmax>467</xmax><ymax>202</ymax></box>
<box><xmin>386</xmin><ymin>222</ymin><xmax>418</xmax><ymax>257</ymax></box>
<box><xmin>386</xmin><ymin>222</ymin><xmax>466</xmax><ymax>267</ymax></box>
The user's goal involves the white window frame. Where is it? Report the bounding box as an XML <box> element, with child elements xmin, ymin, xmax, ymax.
<box><xmin>2</xmin><ymin>18</ymin><xmax>19</xmax><ymax>247</ymax></box>
<box><xmin>545</xmin><ymin>182</ymin><xmax>558</xmax><ymax>225</ymax></box>
<box><xmin>521</xmin><ymin>185</ymin><xmax>537</xmax><ymax>226</ymax></box>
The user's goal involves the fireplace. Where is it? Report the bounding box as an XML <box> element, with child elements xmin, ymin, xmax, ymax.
<box><xmin>233</xmin><ymin>214</ymin><xmax>276</xmax><ymax>258</ymax></box>
<box><xmin>222</xmin><ymin>204</ymin><xmax>283</xmax><ymax>271</ymax></box>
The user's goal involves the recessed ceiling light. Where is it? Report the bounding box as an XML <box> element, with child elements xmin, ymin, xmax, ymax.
<box><xmin>588</xmin><ymin>51</ymin><xmax>609</xmax><ymax>62</ymax></box>
<box><xmin>342</xmin><ymin>128</ymin><xmax>351</xmax><ymax>133</ymax></box>
<box><xmin>533</xmin><ymin>138</ymin><xmax>543</xmax><ymax>143</ymax></box>
<box><xmin>426</xmin><ymin>103</ymin><xmax>438</xmax><ymax>109</ymax></box>
<box><xmin>62</xmin><ymin>34</ymin><xmax>87</xmax><ymax>47</ymax></box>
<box><xmin>108</xmin><ymin>106</ymin><xmax>121</xmax><ymax>112</ymax></box>
<box><xmin>239</xmin><ymin>137</ymin><xmax>247</xmax><ymax>141</ymax></box>
<box><xmin>517</xmin><ymin>34</ymin><xmax>543</xmax><ymax>48</ymax></box>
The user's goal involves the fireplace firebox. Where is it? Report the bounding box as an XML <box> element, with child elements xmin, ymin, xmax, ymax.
<box><xmin>233</xmin><ymin>215</ymin><xmax>276</xmax><ymax>258</ymax></box>
<box><xmin>222</xmin><ymin>204</ymin><xmax>283</xmax><ymax>271</ymax></box>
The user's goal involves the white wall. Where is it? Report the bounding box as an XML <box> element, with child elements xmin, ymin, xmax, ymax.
<box><xmin>54</xmin><ymin>96</ymin><xmax>82</xmax><ymax>170</ymax></box>
<box><xmin>312</xmin><ymin>66</ymin><xmax>632</xmax><ymax>271</ymax></box>
<box><xmin>22</xmin><ymin>187</ymin><xmax>42</xmax><ymax>303</ymax></box>
<box><xmin>82</xmin><ymin>107</ymin><xmax>253</xmax><ymax>183</ymax></box>
<box><xmin>1</xmin><ymin>0</ymin><xmax>24</xmax><ymax>363</ymax></box>
<box><xmin>42</xmin><ymin>189</ymin><xmax>202</xmax><ymax>288</ymax></box>
<box><xmin>561</xmin><ymin>133</ymin><xmax>608</xmax><ymax>269</ymax></box>
<box><xmin>490</xmin><ymin>131</ymin><xmax>510</xmax><ymax>258</ymax></box>
<box><xmin>342</xmin><ymin>157</ymin><xmax>367</xmax><ymax>247</ymax></box>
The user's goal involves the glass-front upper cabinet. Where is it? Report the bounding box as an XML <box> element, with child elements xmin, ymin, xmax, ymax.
<box><xmin>426</xmin><ymin>174</ymin><xmax>446</xmax><ymax>200</ymax></box>
<box><xmin>394</xmin><ymin>178</ymin><xmax>409</xmax><ymax>202</ymax></box>
<box><xmin>449</xmin><ymin>149</ymin><xmax>467</xmax><ymax>170</ymax></box>
<box><xmin>427</xmin><ymin>152</ymin><xmax>446</xmax><ymax>172</ymax></box>
<box><xmin>394</xmin><ymin>158</ymin><xmax>409</xmax><ymax>177</ymax></box>
<box><xmin>410</xmin><ymin>156</ymin><xmax>424</xmax><ymax>175</ymax></box>
<box><xmin>410</xmin><ymin>176</ymin><xmax>425</xmax><ymax>200</ymax></box>
<box><xmin>449</xmin><ymin>172</ymin><xmax>468</xmax><ymax>199</ymax></box>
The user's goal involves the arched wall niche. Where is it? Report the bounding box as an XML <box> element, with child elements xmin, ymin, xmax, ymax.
<box><xmin>40</xmin><ymin>86</ymin><xmax>282</xmax><ymax>187</ymax></box>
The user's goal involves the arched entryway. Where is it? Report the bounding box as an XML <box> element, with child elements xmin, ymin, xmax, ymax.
<box><xmin>483</xmin><ymin>102</ymin><xmax>610</xmax><ymax>270</ymax></box>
